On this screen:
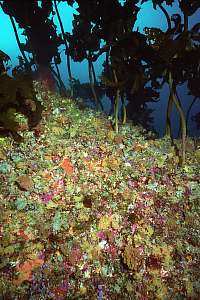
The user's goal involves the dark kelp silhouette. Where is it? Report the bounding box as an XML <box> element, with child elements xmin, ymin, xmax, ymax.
<box><xmin>0</xmin><ymin>70</ymin><xmax>43</xmax><ymax>141</ymax></box>
<box><xmin>143</xmin><ymin>1</ymin><xmax>200</xmax><ymax>164</ymax></box>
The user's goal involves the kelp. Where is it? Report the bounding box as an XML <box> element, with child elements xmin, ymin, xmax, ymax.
<box><xmin>0</xmin><ymin>72</ymin><xmax>43</xmax><ymax>140</ymax></box>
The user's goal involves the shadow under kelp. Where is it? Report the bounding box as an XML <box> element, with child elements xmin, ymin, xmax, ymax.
<box><xmin>66</xmin><ymin>79</ymin><xmax>105</xmax><ymax>108</ymax></box>
<box><xmin>125</xmin><ymin>87</ymin><xmax>159</xmax><ymax>133</ymax></box>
